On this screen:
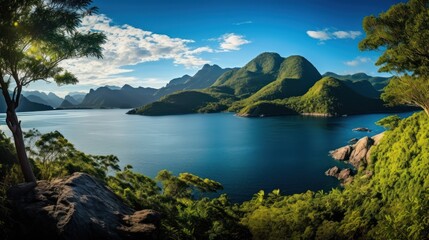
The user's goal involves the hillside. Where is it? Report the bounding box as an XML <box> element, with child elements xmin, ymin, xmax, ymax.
<box><xmin>231</xmin><ymin>55</ymin><xmax>322</xmax><ymax>111</ymax></box>
<box><xmin>323</xmin><ymin>72</ymin><xmax>390</xmax><ymax>91</ymax></box>
<box><xmin>238</xmin><ymin>77</ymin><xmax>386</xmax><ymax>117</ymax></box>
<box><xmin>285</xmin><ymin>77</ymin><xmax>385</xmax><ymax>115</ymax></box>
<box><xmin>0</xmin><ymin>96</ymin><xmax>53</xmax><ymax>112</ymax></box>
<box><xmin>78</xmin><ymin>85</ymin><xmax>157</xmax><ymax>109</ymax></box>
<box><xmin>212</xmin><ymin>52</ymin><xmax>286</xmax><ymax>97</ymax></box>
<box><xmin>153</xmin><ymin>64</ymin><xmax>232</xmax><ymax>99</ymax></box>
<box><xmin>129</xmin><ymin>91</ymin><xmax>220</xmax><ymax>116</ymax></box>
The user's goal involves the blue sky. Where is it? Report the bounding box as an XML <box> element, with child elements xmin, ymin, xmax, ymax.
<box><xmin>30</xmin><ymin>0</ymin><xmax>406</xmax><ymax>97</ymax></box>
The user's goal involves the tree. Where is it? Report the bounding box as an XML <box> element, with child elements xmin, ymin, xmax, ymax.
<box><xmin>359</xmin><ymin>0</ymin><xmax>429</xmax><ymax>116</ymax></box>
<box><xmin>0</xmin><ymin>0</ymin><xmax>106</xmax><ymax>182</ymax></box>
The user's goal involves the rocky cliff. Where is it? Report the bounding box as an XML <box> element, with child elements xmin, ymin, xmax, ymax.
<box><xmin>7</xmin><ymin>172</ymin><xmax>160</xmax><ymax>240</ymax></box>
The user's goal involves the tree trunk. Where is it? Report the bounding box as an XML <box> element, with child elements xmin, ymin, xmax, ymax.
<box><xmin>6</xmin><ymin>107</ymin><xmax>37</xmax><ymax>183</ymax></box>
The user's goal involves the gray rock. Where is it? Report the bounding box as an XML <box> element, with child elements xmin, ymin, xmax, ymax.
<box><xmin>329</xmin><ymin>145</ymin><xmax>353</xmax><ymax>161</ymax></box>
<box><xmin>325</xmin><ymin>166</ymin><xmax>340</xmax><ymax>177</ymax></box>
<box><xmin>352</xmin><ymin>127</ymin><xmax>371</xmax><ymax>132</ymax></box>
<box><xmin>8</xmin><ymin>172</ymin><xmax>160</xmax><ymax>240</ymax></box>
<box><xmin>349</xmin><ymin>136</ymin><xmax>374</xmax><ymax>168</ymax></box>
<box><xmin>338</xmin><ymin>168</ymin><xmax>352</xmax><ymax>180</ymax></box>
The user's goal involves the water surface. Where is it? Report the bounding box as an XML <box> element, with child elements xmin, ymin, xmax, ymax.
<box><xmin>0</xmin><ymin>110</ymin><xmax>413</xmax><ymax>202</ymax></box>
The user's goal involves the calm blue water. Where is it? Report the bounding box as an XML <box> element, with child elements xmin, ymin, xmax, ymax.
<box><xmin>0</xmin><ymin>110</ymin><xmax>414</xmax><ymax>202</ymax></box>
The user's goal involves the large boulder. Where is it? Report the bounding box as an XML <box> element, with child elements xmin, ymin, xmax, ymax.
<box><xmin>329</xmin><ymin>145</ymin><xmax>353</xmax><ymax>161</ymax></box>
<box><xmin>7</xmin><ymin>172</ymin><xmax>160</xmax><ymax>240</ymax></box>
<box><xmin>325</xmin><ymin>166</ymin><xmax>340</xmax><ymax>177</ymax></box>
<box><xmin>349</xmin><ymin>136</ymin><xmax>374</xmax><ymax>168</ymax></box>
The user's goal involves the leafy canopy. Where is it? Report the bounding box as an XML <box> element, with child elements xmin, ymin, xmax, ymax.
<box><xmin>0</xmin><ymin>0</ymin><xmax>106</xmax><ymax>98</ymax></box>
<box><xmin>359</xmin><ymin>0</ymin><xmax>429</xmax><ymax>115</ymax></box>
<box><xmin>358</xmin><ymin>0</ymin><xmax>429</xmax><ymax>76</ymax></box>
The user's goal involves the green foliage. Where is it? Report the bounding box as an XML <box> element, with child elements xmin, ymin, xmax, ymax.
<box><xmin>359</xmin><ymin>0</ymin><xmax>429</xmax><ymax>115</ymax></box>
<box><xmin>359</xmin><ymin>0</ymin><xmax>429</xmax><ymax>76</ymax></box>
<box><xmin>376</xmin><ymin>115</ymin><xmax>401</xmax><ymax>129</ymax></box>
<box><xmin>132</xmin><ymin>91</ymin><xmax>220</xmax><ymax>116</ymax></box>
<box><xmin>238</xmin><ymin>100</ymin><xmax>296</xmax><ymax>117</ymax></box>
<box><xmin>381</xmin><ymin>76</ymin><xmax>429</xmax><ymax>115</ymax></box>
<box><xmin>0</xmin><ymin>0</ymin><xmax>106</xmax><ymax>89</ymax></box>
<box><xmin>24</xmin><ymin>129</ymin><xmax>119</xmax><ymax>180</ymax></box>
<box><xmin>109</xmin><ymin>168</ymin><xmax>250</xmax><ymax>239</ymax></box>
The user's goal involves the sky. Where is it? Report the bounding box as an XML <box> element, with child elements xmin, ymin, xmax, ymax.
<box><xmin>29</xmin><ymin>0</ymin><xmax>406</xmax><ymax>97</ymax></box>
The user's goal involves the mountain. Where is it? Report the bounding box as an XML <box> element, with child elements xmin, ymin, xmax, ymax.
<box><xmin>285</xmin><ymin>77</ymin><xmax>386</xmax><ymax>115</ymax></box>
<box><xmin>323</xmin><ymin>72</ymin><xmax>390</xmax><ymax>91</ymax></box>
<box><xmin>166</xmin><ymin>75</ymin><xmax>192</xmax><ymax>87</ymax></box>
<box><xmin>131</xmin><ymin>53</ymin><xmax>322</xmax><ymax>116</ymax></box>
<box><xmin>58</xmin><ymin>99</ymin><xmax>75</xmax><ymax>108</ymax></box>
<box><xmin>64</xmin><ymin>95</ymin><xmax>79</xmax><ymax>105</ymax></box>
<box><xmin>22</xmin><ymin>91</ymin><xmax>64</xmax><ymax>108</ymax></box>
<box><xmin>231</xmin><ymin>54</ymin><xmax>322</xmax><ymax>110</ymax></box>
<box><xmin>238</xmin><ymin>77</ymin><xmax>386</xmax><ymax>117</ymax></box>
<box><xmin>25</xmin><ymin>94</ymin><xmax>51</xmax><ymax>106</ymax></box>
<box><xmin>0</xmin><ymin>96</ymin><xmax>53</xmax><ymax>112</ymax></box>
<box><xmin>212</xmin><ymin>52</ymin><xmax>285</xmax><ymax>97</ymax></box>
<box><xmin>68</xmin><ymin>92</ymin><xmax>86</xmax><ymax>104</ymax></box>
<box><xmin>342</xmin><ymin>80</ymin><xmax>380</xmax><ymax>99</ymax></box>
<box><xmin>153</xmin><ymin>64</ymin><xmax>232</xmax><ymax>99</ymax></box>
<box><xmin>77</xmin><ymin>85</ymin><xmax>157</xmax><ymax>109</ymax></box>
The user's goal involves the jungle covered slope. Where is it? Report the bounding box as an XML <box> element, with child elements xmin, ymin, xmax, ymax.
<box><xmin>240</xmin><ymin>111</ymin><xmax>429</xmax><ymax>239</ymax></box>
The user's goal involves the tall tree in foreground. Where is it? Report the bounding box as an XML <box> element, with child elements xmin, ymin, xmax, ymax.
<box><xmin>0</xmin><ymin>0</ymin><xmax>106</xmax><ymax>182</ymax></box>
<box><xmin>359</xmin><ymin>0</ymin><xmax>429</xmax><ymax>116</ymax></box>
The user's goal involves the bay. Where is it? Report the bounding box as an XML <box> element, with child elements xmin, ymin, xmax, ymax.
<box><xmin>0</xmin><ymin>109</ymin><xmax>412</xmax><ymax>202</ymax></box>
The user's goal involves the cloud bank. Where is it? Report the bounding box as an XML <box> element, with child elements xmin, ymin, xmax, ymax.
<box><xmin>306</xmin><ymin>29</ymin><xmax>362</xmax><ymax>42</ymax></box>
<box><xmin>60</xmin><ymin>14</ymin><xmax>214</xmax><ymax>86</ymax></box>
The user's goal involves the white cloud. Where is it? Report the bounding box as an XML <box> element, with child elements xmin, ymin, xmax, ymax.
<box><xmin>306</xmin><ymin>29</ymin><xmax>362</xmax><ymax>42</ymax></box>
<box><xmin>332</xmin><ymin>31</ymin><xmax>361</xmax><ymax>39</ymax></box>
<box><xmin>345</xmin><ymin>57</ymin><xmax>371</xmax><ymax>67</ymax></box>
<box><xmin>218</xmin><ymin>33</ymin><xmax>251</xmax><ymax>51</ymax></box>
<box><xmin>234</xmin><ymin>21</ymin><xmax>253</xmax><ymax>26</ymax></box>
<box><xmin>59</xmin><ymin>14</ymin><xmax>213</xmax><ymax>86</ymax></box>
<box><xmin>306</xmin><ymin>30</ymin><xmax>331</xmax><ymax>41</ymax></box>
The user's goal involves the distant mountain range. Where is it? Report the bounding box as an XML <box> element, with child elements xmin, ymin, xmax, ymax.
<box><xmin>2</xmin><ymin>53</ymin><xmax>398</xmax><ymax>115</ymax></box>
<box><xmin>57</xmin><ymin>64</ymin><xmax>231</xmax><ymax>109</ymax></box>
<box><xmin>130</xmin><ymin>52</ymin><xmax>406</xmax><ymax>117</ymax></box>
<box><xmin>0</xmin><ymin>95</ymin><xmax>53</xmax><ymax>113</ymax></box>
<box><xmin>22</xmin><ymin>91</ymin><xmax>63</xmax><ymax>108</ymax></box>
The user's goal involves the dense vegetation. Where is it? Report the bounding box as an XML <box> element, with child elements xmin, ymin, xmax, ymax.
<box><xmin>1</xmin><ymin>111</ymin><xmax>428</xmax><ymax>239</ymax></box>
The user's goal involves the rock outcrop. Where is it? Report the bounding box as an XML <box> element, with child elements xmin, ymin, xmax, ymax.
<box><xmin>325</xmin><ymin>166</ymin><xmax>353</xmax><ymax>184</ymax></box>
<box><xmin>329</xmin><ymin>145</ymin><xmax>353</xmax><ymax>161</ymax></box>
<box><xmin>329</xmin><ymin>132</ymin><xmax>384</xmax><ymax>169</ymax></box>
<box><xmin>7</xmin><ymin>172</ymin><xmax>160</xmax><ymax>240</ymax></box>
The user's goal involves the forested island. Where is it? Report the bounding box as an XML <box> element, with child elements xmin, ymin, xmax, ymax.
<box><xmin>1</xmin><ymin>0</ymin><xmax>429</xmax><ymax>239</ymax></box>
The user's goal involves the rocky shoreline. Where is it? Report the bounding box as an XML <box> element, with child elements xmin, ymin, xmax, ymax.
<box><xmin>325</xmin><ymin>132</ymin><xmax>384</xmax><ymax>184</ymax></box>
